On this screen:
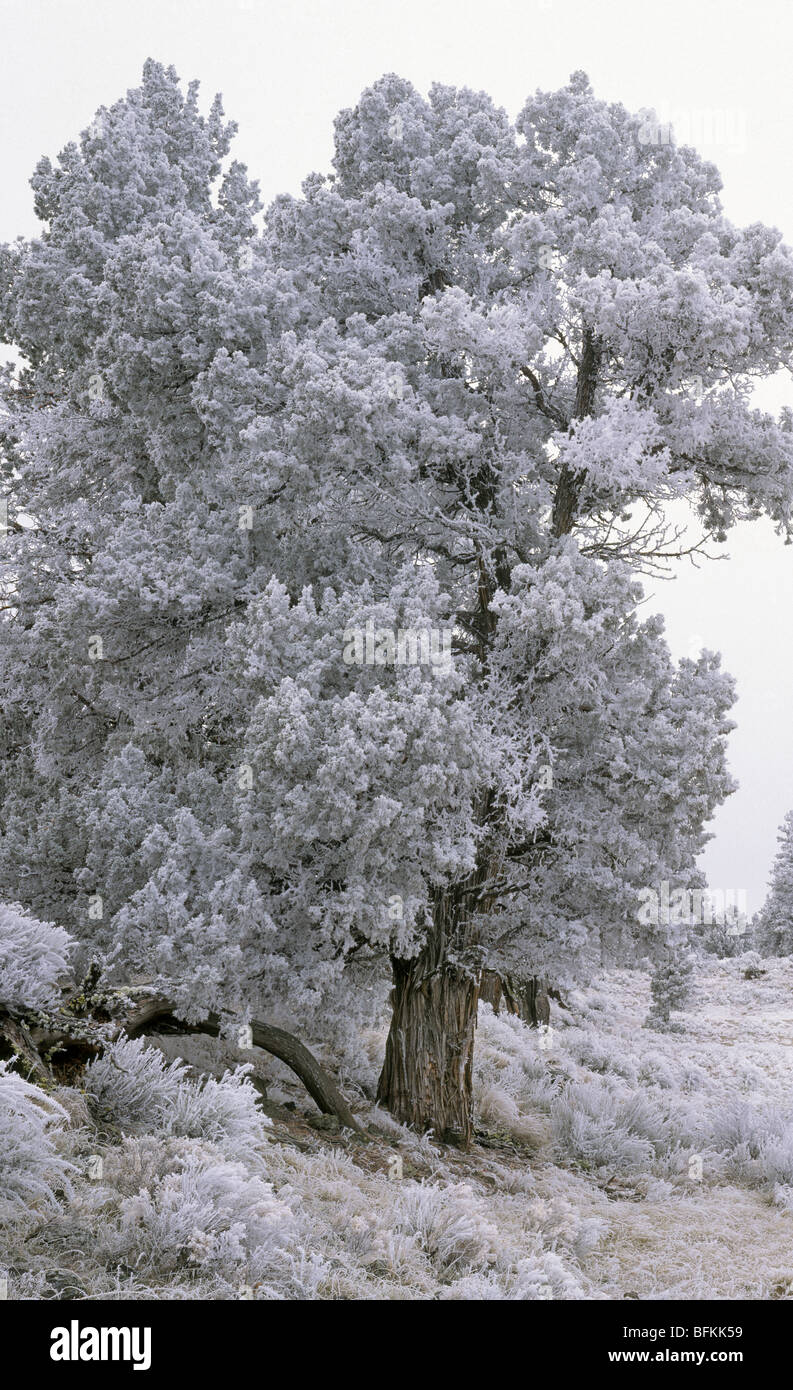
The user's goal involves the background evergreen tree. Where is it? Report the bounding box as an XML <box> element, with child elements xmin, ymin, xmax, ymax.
<box><xmin>754</xmin><ymin>811</ymin><xmax>793</xmax><ymax>956</ymax></box>
<box><xmin>645</xmin><ymin>941</ymin><xmax>696</xmax><ymax>1031</ymax></box>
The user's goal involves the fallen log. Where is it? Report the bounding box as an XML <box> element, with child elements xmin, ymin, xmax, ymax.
<box><xmin>123</xmin><ymin>997</ymin><xmax>363</xmax><ymax>1133</ymax></box>
<box><xmin>12</xmin><ymin>979</ymin><xmax>362</xmax><ymax>1134</ymax></box>
<box><xmin>0</xmin><ymin>1011</ymin><xmax>57</xmax><ymax>1088</ymax></box>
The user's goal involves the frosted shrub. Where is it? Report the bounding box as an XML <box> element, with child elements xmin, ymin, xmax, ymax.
<box><xmin>708</xmin><ymin>1101</ymin><xmax>793</xmax><ymax>1189</ymax></box>
<box><xmin>562</xmin><ymin>1029</ymin><xmax>637</xmax><ymax>1081</ymax></box>
<box><xmin>273</xmin><ymin>1248</ymin><xmax>336</xmax><ymax>1300</ymax></box>
<box><xmin>527</xmin><ymin>1196</ymin><xmax>608</xmax><ymax>1261</ymax></box>
<box><xmin>99</xmin><ymin>1148</ymin><xmax>293</xmax><ymax>1277</ymax></box>
<box><xmin>474</xmin><ymin>1005</ymin><xmax>561</xmax><ymax>1125</ymax></box>
<box><xmin>167</xmin><ymin>1065</ymin><xmax>272</xmax><ymax>1161</ymax></box>
<box><xmin>506</xmin><ymin>1250</ymin><xmax>590</xmax><ymax>1300</ymax></box>
<box><xmin>551</xmin><ymin>1082</ymin><xmax>672</xmax><ymax>1173</ymax></box>
<box><xmin>0</xmin><ymin>903</ymin><xmax>73</xmax><ymax>1010</ymax></box>
<box><xmin>441</xmin><ymin>1250</ymin><xmax>589</xmax><ymax>1301</ymax></box>
<box><xmin>475</xmin><ymin>1083</ymin><xmax>550</xmax><ymax>1148</ymax></box>
<box><xmin>711</xmin><ymin>1101</ymin><xmax>785</xmax><ymax>1160</ymax></box>
<box><xmin>772</xmin><ymin>1184</ymin><xmax>793</xmax><ymax>1213</ymax></box>
<box><xmin>741</xmin><ymin>951</ymin><xmax>766</xmax><ymax>980</ymax></box>
<box><xmin>758</xmin><ymin>1129</ymin><xmax>793</xmax><ymax>1188</ymax></box>
<box><xmin>84</xmin><ymin>1040</ymin><xmax>270</xmax><ymax>1160</ymax></box>
<box><xmin>394</xmin><ymin>1182</ymin><xmax>498</xmax><ymax>1274</ymax></box>
<box><xmin>0</xmin><ymin>1063</ymin><xmax>74</xmax><ymax>1218</ymax></box>
<box><xmin>637</xmin><ymin>1056</ymin><xmax>677</xmax><ymax>1090</ymax></box>
<box><xmin>83</xmin><ymin>1036</ymin><xmax>189</xmax><ymax>1128</ymax></box>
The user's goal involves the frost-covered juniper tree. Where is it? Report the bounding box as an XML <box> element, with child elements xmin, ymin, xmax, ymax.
<box><xmin>246</xmin><ymin>72</ymin><xmax>790</xmax><ymax>1139</ymax></box>
<box><xmin>755</xmin><ymin>810</ymin><xmax>793</xmax><ymax>956</ymax></box>
<box><xmin>1</xmin><ymin>64</ymin><xmax>792</xmax><ymax>1144</ymax></box>
<box><xmin>0</xmin><ymin>62</ymin><xmax>276</xmax><ymax>1018</ymax></box>
<box><xmin>645</xmin><ymin>940</ymin><xmax>695</xmax><ymax>1031</ymax></box>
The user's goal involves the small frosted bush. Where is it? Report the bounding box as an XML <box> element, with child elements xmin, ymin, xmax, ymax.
<box><xmin>167</xmin><ymin>1065</ymin><xmax>272</xmax><ymax>1161</ymax></box>
<box><xmin>440</xmin><ymin>1250</ymin><xmax>589</xmax><ymax>1300</ymax></box>
<box><xmin>393</xmin><ymin>1182</ymin><xmax>498</xmax><ymax>1274</ymax></box>
<box><xmin>474</xmin><ymin>1005</ymin><xmax>561</xmax><ymax>1126</ymax></box>
<box><xmin>0</xmin><ymin>1062</ymin><xmax>74</xmax><ymax>1218</ymax></box>
<box><xmin>83</xmin><ymin>1036</ymin><xmax>189</xmax><ymax>1128</ymax></box>
<box><xmin>758</xmin><ymin>1129</ymin><xmax>793</xmax><ymax>1187</ymax></box>
<box><xmin>551</xmin><ymin>1082</ymin><xmax>672</xmax><ymax>1173</ymax></box>
<box><xmin>84</xmin><ymin>1039</ymin><xmax>271</xmax><ymax>1159</ymax></box>
<box><xmin>562</xmin><ymin>1029</ymin><xmax>637</xmax><ymax>1081</ymax></box>
<box><xmin>0</xmin><ymin>902</ymin><xmax>73</xmax><ymax>1010</ymax></box>
<box><xmin>99</xmin><ymin>1148</ymin><xmax>293</xmax><ymax>1277</ymax></box>
<box><xmin>527</xmin><ymin>1196</ymin><xmax>607</xmax><ymax>1261</ymax></box>
<box><xmin>711</xmin><ymin>1101</ymin><xmax>785</xmax><ymax>1160</ymax></box>
<box><xmin>706</xmin><ymin>1101</ymin><xmax>793</xmax><ymax>1189</ymax></box>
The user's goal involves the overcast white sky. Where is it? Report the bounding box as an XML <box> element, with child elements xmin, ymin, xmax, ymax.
<box><xmin>2</xmin><ymin>0</ymin><xmax>793</xmax><ymax>913</ymax></box>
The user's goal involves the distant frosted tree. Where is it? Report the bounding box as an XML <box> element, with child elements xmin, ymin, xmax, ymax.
<box><xmin>699</xmin><ymin>902</ymin><xmax>752</xmax><ymax>958</ymax></box>
<box><xmin>755</xmin><ymin>811</ymin><xmax>793</xmax><ymax>955</ymax></box>
<box><xmin>645</xmin><ymin>941</ymin><xmax>695</xmax><ymax>1031</ymax></box>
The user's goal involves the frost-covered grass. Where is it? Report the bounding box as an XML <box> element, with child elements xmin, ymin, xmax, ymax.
<box><xmin>4</xmin><ymin>955</ymin><xmax>793</xmax><ymax>1299</ymax></box>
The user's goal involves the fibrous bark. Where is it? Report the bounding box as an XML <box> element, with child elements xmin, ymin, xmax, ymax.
<box><xmin>377</xmin><ymin>944</ymin><xmax>481</xmax><ymax>1148</ymax></box>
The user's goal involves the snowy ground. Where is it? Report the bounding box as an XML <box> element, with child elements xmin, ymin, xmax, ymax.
<box><xmin>531</xmin><ymin>958</ymin><xmax>793</xmax><ymax>1300</ymax></box>
<box><xmin>4</xmin><ymin>954</ymin><xmax>793</xmax><ymax>1300</ymax></box>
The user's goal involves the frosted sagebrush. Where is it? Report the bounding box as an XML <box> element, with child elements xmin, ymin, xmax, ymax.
<box><xmin>0</xmin><ymin>1063</ymin><xmax>75</xmax><ymax>1219</ymax></box>
<box><xmin>84</xmin><ymin>1038</ymin><xmax>271</xmax><ymax>1159</ymax></box>
<box><xmin>0</xmin><ymin>904</ymin><xmax>73</xmax><ymax>1011</ymax></box>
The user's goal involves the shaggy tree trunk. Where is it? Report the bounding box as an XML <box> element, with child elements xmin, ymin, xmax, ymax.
<box><xmin>377</xmin><ymin>883</ymin><xmax>485</xmax><ymax>1148</ymax></box>
<box><xmin>377</xmin><ymin>951</ymin><xmax>481</xmax><ymax>1148</ymax></box>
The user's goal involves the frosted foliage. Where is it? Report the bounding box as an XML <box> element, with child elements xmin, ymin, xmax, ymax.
<box><xmin>755</xmin><ymin>810</ymin><xmax>793</xmax><ymax>956</ymax></box>
<box><xmin>0</xmin><ymin>903</ymin><xmax>73</xmax><ymax>1010</ymax></box>
<box><xmin>84</xmin><ymin>1038</ymin><xmax>272</xmax><ymax>1158</ymax></box>
<box><xmin>0</xmin><ymin>1063</ymin><xmax>74</xmax><ymax>1219</ymax></box>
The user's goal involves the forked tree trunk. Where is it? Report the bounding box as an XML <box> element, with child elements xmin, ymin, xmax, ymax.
<box><xmin>512</xmin><ymin>975</ymin><xmax>551</xmax><ymax>1028</ymax></box>
<box><xmin>478</xmin><ymin>968</ymin><xmax>504</xmax><ymax>1014</ymax></box>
